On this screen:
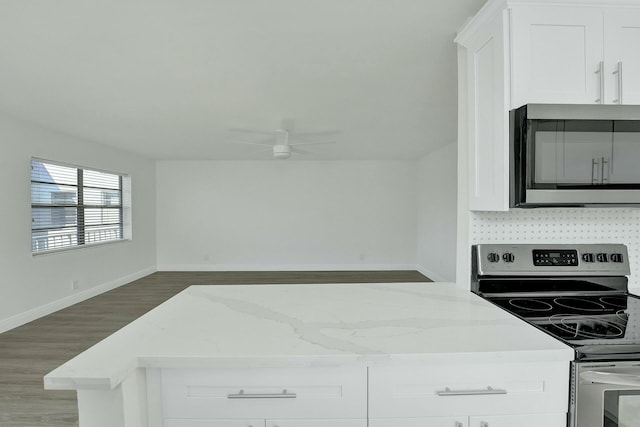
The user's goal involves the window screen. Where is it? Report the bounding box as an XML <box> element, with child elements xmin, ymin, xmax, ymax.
<box><xmin>31</xmin><ymin>159</ymin><xmax>128</xmax><ymax>254</ymax></box>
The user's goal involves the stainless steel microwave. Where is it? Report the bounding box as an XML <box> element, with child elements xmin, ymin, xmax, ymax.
<box><xmin>510</xmin><ymin>104</ymin><xmax>640</xmax><ymax>207</ymax></box>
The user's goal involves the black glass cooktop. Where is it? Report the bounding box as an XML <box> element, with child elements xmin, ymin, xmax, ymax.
<box><xmin>489</xmin><ymin>294</ymin><xmax>630</xmax><ymax>318</ymax></box>
<box><xmin>486</xmin><ymin>294</ymin><xmax>640</xmax><ymax>360</ymax></box>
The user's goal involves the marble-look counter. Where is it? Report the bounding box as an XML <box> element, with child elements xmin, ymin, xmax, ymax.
<box><xmin>44</xmin><ymin>282</ymin><xmax>573</xmax><ymax>391</ymax></box>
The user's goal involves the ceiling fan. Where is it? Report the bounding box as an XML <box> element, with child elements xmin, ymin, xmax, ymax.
<box><xmin>229</xmin><ymin>128</ymin><xmax>336</xmax><ymax>160</ymax></box>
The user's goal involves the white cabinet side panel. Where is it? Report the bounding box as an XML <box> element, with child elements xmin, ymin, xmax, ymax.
<box><xmin>467</xmin><ymin>13</ymin><xmax>509</xmax><ymax>211</ymax></box>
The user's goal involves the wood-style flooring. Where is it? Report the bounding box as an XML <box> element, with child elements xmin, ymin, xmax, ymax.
<box><xmin>0</xmin><ymin>270</ymin><xmax>429</xmax><ymax>427</ymax></box>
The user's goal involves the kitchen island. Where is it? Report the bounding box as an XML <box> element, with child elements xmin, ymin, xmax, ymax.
<box><xmin>44</xmin><ymin>283</ymin><xmax>574</xmax><ymax>427</ymax></box>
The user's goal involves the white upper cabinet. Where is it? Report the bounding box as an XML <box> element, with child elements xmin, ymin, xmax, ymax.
<box><xmin>604</xmin><ymin>9</ymin><xmax>640</xmax><ymax>104</ymax></box>
<box><xmin>457</xmin><ymin>0</ymin><xmax>640</xmax><ymax>211</ymax></box>
<box><xmin>510</xmin><ymin>6</ymin><xmax>604</xmax><ymax>107</ymax></box>
<box><xmin>511</xmin><ymin>5</ymin><xmax>640</xmax><ymax>107</ymax></box>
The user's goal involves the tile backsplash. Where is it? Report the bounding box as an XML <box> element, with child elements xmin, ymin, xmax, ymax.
<box><xmin>471</xmin><ymin>208</ymin><xmax>640</xmax><ymax>290</ymax></box>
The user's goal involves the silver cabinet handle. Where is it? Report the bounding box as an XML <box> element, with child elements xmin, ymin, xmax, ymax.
<box><xmin>592</xmin><ymin>157</ymin><xmax>600</xmax><ymax>184</ymax></box>
<box><xmin>455</xmin><ymin>422</ymin><xmax>464</xmax><ymax>427</ymax></box>
<box><xmin>436</xmin><ymin>386</ymin><xmax>507</xmax><ymax>396</ymax></box>
<box><xmin>227</xmin><ymin>389</ymin><xmax>297</xmax><ymax>399</ymax></box>
<box><xmin>595</xmin><ymin>61</ymin><xmax>604</xmax><ymax>104</ymax></box>
<box><xmin>613</xmin><ymin>61</ymin><xmax>623</xmax><ymax>104</ymax></box>
<box><xmin>480</xmin><ymin>422</ymin><xmax>489</xmax><ymax>427</ymax></box>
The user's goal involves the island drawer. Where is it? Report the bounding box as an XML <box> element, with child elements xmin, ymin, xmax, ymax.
<box><xmin>160</xmin><ymin>367</ymin><xmax>367</xmax><ymax>419</ymax></box>
<box><xmin>368</xmin><ymin>360</ymin><xmax>569</xmax><ymax>418</ymax></box>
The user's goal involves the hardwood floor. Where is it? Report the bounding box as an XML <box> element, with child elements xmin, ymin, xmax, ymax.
<box><xmin>0</xmin><ymin>270</ymin><xmax>429</xmax><ymax>427</ymax></box>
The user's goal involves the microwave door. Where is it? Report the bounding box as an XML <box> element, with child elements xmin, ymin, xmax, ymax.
<box><xmin>516</xmin><ymin>108</ymin><xmax>640</xmax><ymax>206</ymax></box>
<box><xmin>532</xmin><ymin>120</ymin><xmax>614</xmax><ymax>187</ymax></box>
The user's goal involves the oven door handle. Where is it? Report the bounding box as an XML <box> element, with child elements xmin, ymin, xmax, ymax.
<box><xmin>580</xmin><ymin>370</ymin><xmax>640</xmax><ymax>387</ymax></box>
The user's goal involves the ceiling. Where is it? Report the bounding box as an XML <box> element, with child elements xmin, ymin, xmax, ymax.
<box><xmin>0</xmin><ymin>0</ymin><xmax>486</xmax><ymax>160</ymax></box>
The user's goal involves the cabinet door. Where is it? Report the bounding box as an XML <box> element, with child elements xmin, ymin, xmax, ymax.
<box><xmin>510</xmin><ymin>6</ymin><xmax>604</xmax><ymax>107</ymax></box>
<box><xmin>370</xmin><ymin>418</ymin><xmax>468</xmax><ymax>427</ymax></box>
<box><xmin>266</xmin><ymin>421</ymin><xmax>366</xmax><ymax>427</ymax></box>
<box><xmin>465</xmin><ymin>10</ymin><xmax>510</xmax><ymax>211</ymax></box>
<box><xmin>469</xmin><ymin>413</ymin><xmax>566</xmax><ymax>427</ymax></box>
<box><xmin>604</xmin><ymin>9</ymin><xmax>640</xmax><ymax>105</ymax></box>
<box><xmin>161</xmin><ymin>367</ymin><xmax>366</xmax><ymax>420</ymax></box>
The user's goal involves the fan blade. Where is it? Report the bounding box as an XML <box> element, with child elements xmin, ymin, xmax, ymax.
<box><xmin>291</xmin><ymin>147</ymin><xmax>311</xmax><ymax>155</ymax></box>
<box><xmin>230</xmin><ymin>138</ymin><xmax>274</xmax><ymax>147</ymax></box>
<box><xmin>289</xmin><ymin>141</ymin><xmax>336</xmax><ymax>147</ymax></box>
<box><xmin>252</xmin><ymin>148</ymin><xmax>273</xmax><ymax>154</ymax></box>
<box><xmin>290</xmin><ymin>130</ymin><xmax>340</xmax><ymax>139</ymax></box>
<box><xmin>229</xmin><ymin>128</ymin><xmax>275</xmax><ymax>136</ymax></box>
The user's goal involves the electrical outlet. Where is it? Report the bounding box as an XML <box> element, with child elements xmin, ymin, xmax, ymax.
<box><xmin>72</xmin><ymin>279</ymin><xmax>79</xmax><ymax>291</ymax></box>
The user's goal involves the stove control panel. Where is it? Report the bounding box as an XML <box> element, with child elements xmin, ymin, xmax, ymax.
<box><xmin>532</xmin><ymin>249</ymin><xmax>578</xmax><ymax>266</ymax></box>
<box><xmin>474</xmin><ymin>244</ymin><xmax>630</xmax><ymax>276</ymax></box>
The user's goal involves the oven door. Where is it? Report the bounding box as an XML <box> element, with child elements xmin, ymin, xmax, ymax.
<box><xmin>575</xmin><ymin>363</ymin><xmax>640</xmax><ymax>427</ymax></box>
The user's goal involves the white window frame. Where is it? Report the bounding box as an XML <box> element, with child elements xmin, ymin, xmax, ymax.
<box><xmin>31</xmin><ymin>158</ymin><xmax>132</xmax><ymax>255</ymax></box>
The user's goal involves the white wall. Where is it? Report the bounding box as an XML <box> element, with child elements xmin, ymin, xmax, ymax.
<box><xmin>0</xmin><ymin>115</ymin><xmax>157</xmax><ymax>332</ymax></box>
<box><xmin>156</xmin><ymin>160</ymin><xmax>418</xmax><ymax>271</ymax></box>
<box><xmin>416</xmin><ymin>143</ymin><xmax>457</xmax><ymax>282</ymax></box>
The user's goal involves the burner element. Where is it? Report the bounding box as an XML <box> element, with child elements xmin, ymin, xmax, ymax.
<box><xmin>549</xmin><ymin>315</ymin><xmax>625</xmax><ymax>339</ymax></box>
<box><xmin>508</xmin><ymin>298</ymin><xmax>553</xmax><ymax>312</ymax></box>
<box><xmin>553</xmin><ymin>297</ymin><xmax>606</xmax><ymax>312</ymax></box>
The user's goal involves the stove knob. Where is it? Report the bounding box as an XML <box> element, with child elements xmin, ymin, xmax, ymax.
<box><xmin>611</xmin><ymin>253</ymin><xmax>624</xmax><ymax>263</ymax></box>
<box><xmin>582</xmin><ymin>253</ymin><xmax>595</xmax><ymax>263</ymax></box>
<box><xmin>596</xmin><ymin>253</ymin><xmax>608</xmax><ymax>262</ymax></box>
<box><xmin>487</xmin><ymin>252</ymin><xmax>500</xmax><ymax>263</ymax></box>
<box><xmin>502</xmin><ymin>252</ymin><xmax>515</xmax><ymax>263</ymax></box>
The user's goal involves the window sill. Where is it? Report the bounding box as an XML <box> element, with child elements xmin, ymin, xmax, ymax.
<box><xmin>32</xmin><ymin>238</ymin><xmax>132</xmax><ymax>257</ymax></box>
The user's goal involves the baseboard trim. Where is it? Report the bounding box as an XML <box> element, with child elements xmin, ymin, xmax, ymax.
<box><xmin>0</xmin><ymin>266</ymin><xmax>157</xmax><ymax>334</ymax></box>
<box><xmin>157</xmin><ymin>263</ymin><xmax>417</xmax><ymax>272</ymax></box>
<box><xmin>416</xmin><ymin>264</ymin><xmax>451</xmax><ymax>283</ymax></box>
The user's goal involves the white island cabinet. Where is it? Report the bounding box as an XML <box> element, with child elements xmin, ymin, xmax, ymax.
<box><xmin>456</xmin><ymin>0</ymin><xmax>640</xmax><ymax>211</ymax></box>
<box><xmin>44</xmin><ymin>283</ymin><xmax>573</xmax><ymax>427</ymax></box>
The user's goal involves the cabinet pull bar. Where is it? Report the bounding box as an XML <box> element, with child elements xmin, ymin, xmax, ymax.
<box><xmin>592</xmin><ymin>158</ymin><xmax>600</xmax><ymax>185</ymax></box>
<box><xmin>595</xmin><ymin>61</ymin><xmax>604</xmax><ymax>104</ymax></box>
<box><xmin>227</xmin><ymin>389</ymin><xmax>297</xmax><ymax>399</ymax></box>
<box><xmin>436</xmin><ymin>386</ymin><xmax>507</xmax><ymax>396</ymax></box>
<box><xmin>613</xmin><ymin>61</ymin><xmax>623</xmax><ymax>104</ymax></box>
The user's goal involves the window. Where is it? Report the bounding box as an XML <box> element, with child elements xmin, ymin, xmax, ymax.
<box><xmin>31</xmin><ymin>159</ymin><xmax>130</xmax><ymax>254</ymax></box>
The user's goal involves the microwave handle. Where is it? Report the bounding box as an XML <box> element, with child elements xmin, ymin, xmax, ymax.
<box><xmin>601</xmin><ymin>157</ymin><xmax>610</xmax><ymax>184</ymax></box>
<box><xmin>580</xmin><ymin>370</ymin><xmax>640</xmax><ymax>387</ymax></box>
<box><xmin>592</xmin><ymin>158</ymin><xmax>600</xmax><ymax>185</ymax></box>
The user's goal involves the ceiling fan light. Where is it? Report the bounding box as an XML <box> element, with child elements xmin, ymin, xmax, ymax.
<box><xmin>272</xmin><ymin>145</ymin><xmax>291</xmax><ymax>159</ymax></box>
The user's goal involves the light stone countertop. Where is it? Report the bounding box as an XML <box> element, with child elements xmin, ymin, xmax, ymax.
<box><xmin>44</xmin><ymin>282</ymin><xmax>574</xmax><ymax>390</ymax></box>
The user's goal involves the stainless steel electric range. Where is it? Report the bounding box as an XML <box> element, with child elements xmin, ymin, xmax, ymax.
<box><xmin>471</xmin><ymin>244</ymin><xmax>640</xmax><ymax>427</ymax></box>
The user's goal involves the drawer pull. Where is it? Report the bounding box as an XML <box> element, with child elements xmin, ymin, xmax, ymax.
<box><xmin>227</xmin><ymin>389</ymin><xmax>297</xmax><ymax>399</ymax></box>
<box><xmin>436</xmin><ymin>386</ymin><xmax>507</xmax><ymax>396</ymax></box>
